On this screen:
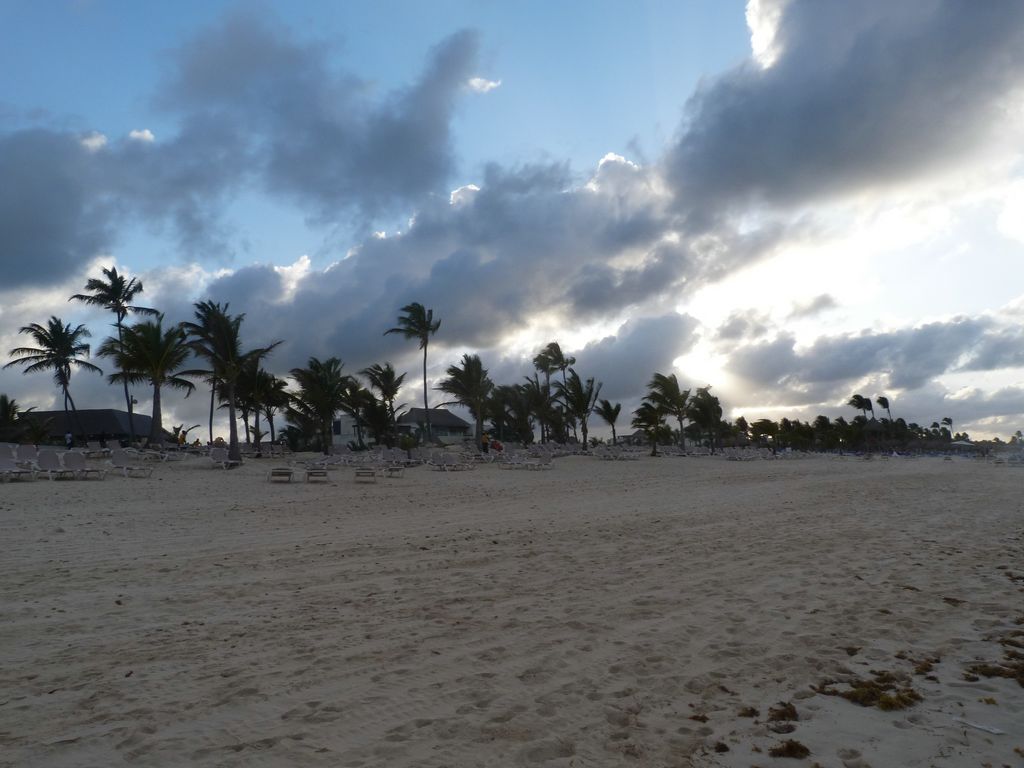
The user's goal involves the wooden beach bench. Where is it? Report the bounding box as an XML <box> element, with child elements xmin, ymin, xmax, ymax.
<box><xmin>266</xmin><ymin>467</ymin><xmax>295</xmax><ymax>483</ymax></box>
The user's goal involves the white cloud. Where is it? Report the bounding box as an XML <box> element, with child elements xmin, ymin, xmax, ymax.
<box><xmin>745</xmin><ymin>0</ymin><xmax>788</xmax><ymax>68</ymax></box>
<box><xmin>449</xmin><ymin>184</ymin><xmax>480</xmax><ymax>206</ymax></box>
<box><xmin>467</xmin><ymin>76</ymin><xmax>501</xmax><ymax>93</ymax></box>
<box><xmin>997</xmin><ymin>181</ymin><xmax>1024</xmax><ymax>245</ymax></box>
<box><xmin>128</xmin><ymin>128</ymin><xmax>156</xmax><ymax>143</ymax></box>
<box><xmin>80</xmin><ymin>131</ymin><xmax>107</xmax><ymax>152</ymax></box>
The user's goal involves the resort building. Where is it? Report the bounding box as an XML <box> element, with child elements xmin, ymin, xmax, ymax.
<box><xmin>396</xmin><ymin>408</ymin><xmax>471</xmax><ymax>444</ymax></box>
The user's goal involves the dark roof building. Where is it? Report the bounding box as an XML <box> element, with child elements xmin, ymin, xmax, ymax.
<box><xmin>22</xmin><ymin>409</ymin><xmax>157</xmax><ymax>441</ymax></box>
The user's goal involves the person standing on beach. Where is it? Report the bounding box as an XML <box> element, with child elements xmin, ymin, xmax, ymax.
<box><xmin>64</xmin><ymin>431</ymin><xmax>73</xmax><ymax>450</ymax></box>
<box><xmin>481</xmin><ymin>432</ymin><xmax>490</xmax><ymax>453</ymax></box>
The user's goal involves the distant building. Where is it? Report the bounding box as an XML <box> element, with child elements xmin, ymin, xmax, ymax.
<box><xmin>331</xmin><ymin>413</ymin><xmax>360</xmax><ymax>449</ymax></box>
<box><xmin>21</xmin><ymin>409</ymin><xmax>156</xmax><ymax>444</ymax></box>
<box><xmin>396</xmin><ymin>407</ymin><xmax>471</xmax><ymax>444</ymax></box>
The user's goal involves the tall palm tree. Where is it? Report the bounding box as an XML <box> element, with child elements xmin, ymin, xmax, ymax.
<box><xmin>183</xmin><ymin>301</ymin><xmax>281</xmax><ymax>463</ymax></box>
<box><xmin>535</xmin><ymin>342</ymin><xmax>576</xmax><ymax>440</ymax></box>
<box><xmin>554</xmin><ymin>369</ymin><xmax>602</xmax><ymax>449</ymax></box>
<box><xmin>436</xmin><ymin>353</ymin><xmax>494</xmax><ymax>444</ymax></box>
<box><xmin>631</xmin><ymin>401</ymin><xmax>668</xmax><ymax>457</ymax></box>
<box><xmin>260</xmin><ymin>373</ymin><xmax>291</xmax><ymax>446</ymax></box>
<box><xmin>521</xmin><ymin>372</ymin><xmax>556</xmax><ymax>444</ymax></box>
<box><xmin>4</xmin><ymin>317</ymin><xmax>103</xmax><ymax>441</ymax></box>
<box><xmin>385</xmin><ymin>303</ymin><xmax>440</xmax><ymax>442</ymax></box>
<box><xmin>875</xmin><ymin>395</ymin><xmax>893</xmax><ymax>422</ymax></box>
<box><xmin>98</xmin><ymin>316</ymin><xmax>195</xmax><ymax>446</ymax></box>
<box><xmin>687</xmin><ymin>386</ymin><xmax>724</xmax><ymax>453</ymax></box>
<box><xmin>360</xmin><ymin>362</ymin><xmax>407</xmax><ymax>443</ymax></box>
<box><xmin>288</xmin><ymin>357</ymin><xmax>349</xmax><ymax>454</ymax></box>
<box><xmin>941</xmin><ymin>416</ymin><xmax>953</xmax><ymax>441</ymax></box>
<box><xmin>647</xmin><ymin>372</ymin><xmax>690</xmax><ymax>448</ymax></box>
<box><xmin>595</xmin><ymin>399</ymin><xmax>622</xmax><ymax>445</ymax></box>
<box><xmin>70</xmin><ymin>266</ymin><xmax>158</xmax><ymax>445</ymax></box>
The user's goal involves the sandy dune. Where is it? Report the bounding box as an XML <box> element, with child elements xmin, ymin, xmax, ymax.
<box><xmin>1</xmin><ymin>453</ymin><xmax>1022</xmax><ymax>767</ymax></box>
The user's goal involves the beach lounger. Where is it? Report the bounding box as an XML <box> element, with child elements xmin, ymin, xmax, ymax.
<box><xmin>61</xmin><ymin>450</ymin><xmax>107</xmax><ymax>480</ymax></box>
<box><xmin>305</xmin><ymin>467</ymin><xmax>330</xmax><ymax>482</ymax></box>
<box><xmin>266</xmin><ymin>467</ymin><xmax>295</xmax><ymax>482</ymax></box>
<box><xmin>209</xmin><ymin>447</ymin><xmax>241</xmax><ymax>469</ymax></box>
<box><xmin>14</xmin><ymin>444</ymin><xmax>38</xmax><ymax>469</ymax></box>
<box><xmin>109</xmin><ymin>449</ymin><xmax>154</xmax><ymax>478</ymax></box>
<box><xmin>37</xmin><ymin>450</ymin><xmax>77</xmax><ymax>480</ymax></box>
<box><xmin>0</xmin><ymin>457</ymin><xmax>36</xmax><ymax>481</ymax></box>
<box><xmin>354</xmin><ymin>467</ymin><xmax>377</xmax><ymax>483</ymax></box>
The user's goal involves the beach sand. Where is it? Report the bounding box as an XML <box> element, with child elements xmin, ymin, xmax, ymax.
<box><xmin>1</xmin><ymin>453</ymin><xmax>1022</xmax><ymax>767</ymax></box>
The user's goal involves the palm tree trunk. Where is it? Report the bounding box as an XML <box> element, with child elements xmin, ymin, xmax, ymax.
<box><xmin>226</xmin><ymin>383</ymin><xmax>241</xmax><ymax>463</ymax></box>
<box><xmin>65</xmin><ymin>386</ymin><xmax>87</xmax><ymax>445</ymax></box>
<box><xmin>253</xmin><ymin>408</ymin><xmax>262</xmax><ymax>454</ymax></box>
<box><xmin>208</xmin><ymin>381</ymin><xmax>216</xmax><ymax>445</ymax></box>
<box><xmin>611</xmin><ymin>425</ymin><xmax>617</xmax><ymax>445</ymax></box>
<box><xmin>422</xmin><ymin>343</ymin><xmax>431</xmax><ymax>443</ymax></box>
<box><xmin>149</xmin><ymin>383</ymin><xmax>162</xmax><ymax>446</ymax></box>
<box><xmin>581</xmin><ymin>419</ymin><xmax>588</xmax><ymax>450</ymax></box>
<box><xmin>117</xmin><ymin>318</ymin><xmax>136</xmax><ymax>446</ymax></box>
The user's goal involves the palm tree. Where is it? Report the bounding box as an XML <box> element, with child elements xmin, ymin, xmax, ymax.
<box><xmin>98</xmin><ymin>316</ymin><xmax>195</xmax><ymax>446</ymax></box>
<box><xmin>595</xmin><ymin>399</ymin><xmax>622</xmax><ymax>445</ymax></box>
<box><xmin>182</xmin><ymin>301</ymin><xmax>281</xmax><ymax>463</ymax></box>
<box><xmin>288</xmin><ymin>357</ymin><xmax>349</xmax><ymax>454</ymax></box>
<box><xmin>554</xmin><ymin>369</ymin><xmax>602</xmax><ymax>449</ymax></box>
<box><xmin>385</xmin><ymin>303</ymin><xmax>440</xmax><ymax>442</ymax></box>
<box><xmin>631</xmin><ymin>401</ymin><xmax>668</xmax><ymax>456</ymax></box>
<box><xmin>647</xmin><ymin>372</ymin><xmax>690</xmax><ymax>448</ymax></box>
<box><xmin>848</xmin><ymin>394</ymin><xmax>871</xmax><ymax>420</ymax></box>
<box><xmin>521</xmin><ymin>373</ymin><xmax>556</xmax><ymax>444</ymax></box>
<box><xmin>360</xmin><ymin>362</ymin><xmax>407</xmax><ymax>443</ymax></box>
<box><xmin>535</xmin><ymin>342</ymin><xmax>576</xmax><ymax>441</ymax></box>
<box><xmin>260</xmin><ymin>373</ymin><xmax>291</xmax><ymax>446</ymax></box>
<box><xmin>687</xmin><ymin>386</ymin><xmax>724</xmax><ymax>453</ymax></box>
<box><xmin>70</xmin><ymin>266</ymin><xmax>158</xmax><ymax>445</ymax></box>
<box><xmin>875</xmin><ymin>396</ymin><xmax>893</xmax><ymax>422</ymax></box>
<box><xmin>4</xmin><ymin>317</ymin><xmax>103</xmax><ymax>441</ymax></box>
<box><xmin>941</xmin><ymin>416</ymin><xmax>953</xmax><ymax>441</ymax></box>
<box><xmin>0</xmin><ymin>394</ymin><xmax>33</xmax><ymax>442</ymax></box>
<box><xmin>436</xmin><ymin>354</ymin><xmax>494</xmax><ymax>444</ymax></box>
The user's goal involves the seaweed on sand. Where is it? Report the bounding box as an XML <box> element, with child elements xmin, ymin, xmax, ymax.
<box><xmin>769</xmin><ymin>739</ymin><xmax>810</xmax><ymax>758</ymax></box>
<box><xmin>767</xmin><ymin>701</ymin><xmax>798</xmax><ymax>721</ymax></box>
<box><xmin>814</xmin><ymin>670</ymin><xmax>922</xmax><ymax>710</ymax></box>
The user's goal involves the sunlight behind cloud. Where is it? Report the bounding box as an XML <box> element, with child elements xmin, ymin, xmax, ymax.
<box><xmin>745</xmin><ymin>0</ymin><xmax>787</xmax><ymax>68</ymax></box>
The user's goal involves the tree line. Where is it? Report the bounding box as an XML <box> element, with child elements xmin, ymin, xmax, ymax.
<box><xmin>0</xmin><ymin>267</ymin><xmax>1013</xmax><ymax>461</ymax></box>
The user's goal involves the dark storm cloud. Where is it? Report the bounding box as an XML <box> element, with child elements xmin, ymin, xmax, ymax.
<box><xmin>161</xmin><ymin>11</ymin><xmax>478</xmax><ymax>223</ymax></box>
<box><xmin>0</xmin><ymin>130</ymin><xmax>111</xmax><ymax>288</ymax></box>
<box><xmin>666</xmin><ymin>0</ymin><xmax>1024</xmax><ymax>219</ymax></box>
<box><xmin>728</xmin><ymin>317</ymin><xmax>995</xmax><ymax>393</ymax></box>
<box><xmin>573</xmin><ymin>314</ymin><xmax>700</xmax><ymax>401</ymax></box>
<box><xmin>191</xmin><ymin>159</ymin><xmax>767</xmax><ymax>375</ymax></box>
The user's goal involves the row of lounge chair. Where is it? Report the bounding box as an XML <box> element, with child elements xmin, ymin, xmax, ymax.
<box><xmin>0</xmin><ymin>446</ymin><xmax>157</xmax><ymax>481</ymax></box>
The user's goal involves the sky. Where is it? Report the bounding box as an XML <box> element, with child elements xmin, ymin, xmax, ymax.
<box><xmin>2</xmin><ymin>0</ymin><xmax>1024</xmax><ymax>440</ymax></box>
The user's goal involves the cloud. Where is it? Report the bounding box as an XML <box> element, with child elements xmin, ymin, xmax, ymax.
<box><xmin>727</xmin><ymin>317</ymin><xmax>997</xmax><ymax>396</ymax></box>
<box><xmin>467</xmin><ymin>77</ymin><xmax>501</xmax><ymax>93</ymax></box>
<box><xmin>161</xmin><ymin>11</ymin><xmax>479</xmax><ymax>225</ymax></box>
<box><xmin>0</xmin><ymin>130</ymin><xmax>112</xmax><ymax>288</ymax></box>
<box><xmin>666</xmin><ymin>0</ymin><xmax>1024</xmax><ymax>221</ymax></box>
<box><xmin>715</xmin><ymin>310</ymin><xmax>771</xmax><ymax>342</ymax></box>
<box><xmin>787</xmin><ymin>293</ymin><xmax>836</xmax><ymax>319</ymax></box>
<box><xmin>128</xmin><ymin>128</ymin><xmax>155</xmax><ymax>142</ymax></box>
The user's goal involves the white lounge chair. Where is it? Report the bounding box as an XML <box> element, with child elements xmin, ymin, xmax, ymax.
<box><xmin>0</xmin><ymin>457</ymin><xmax>36</xmax><ymax>481</ymax></box>
<box><xmin>37</xmin><ymin>450</ymin><xmax>77</xmax><ymax>480</ymax></box>
<box><xmin>62</xmin><ymin>450</ymin><xmax>107</xmax><ymax>480</ymax></box>
<box><xmin>109</xmin><ymin>449</ymin><xmax>154</xmax><ymax>478</ymax></box>
<box><xmin>209</xmin><ymin>447</ymin><xmax>240</xmax><ymax>469</ymax></box>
